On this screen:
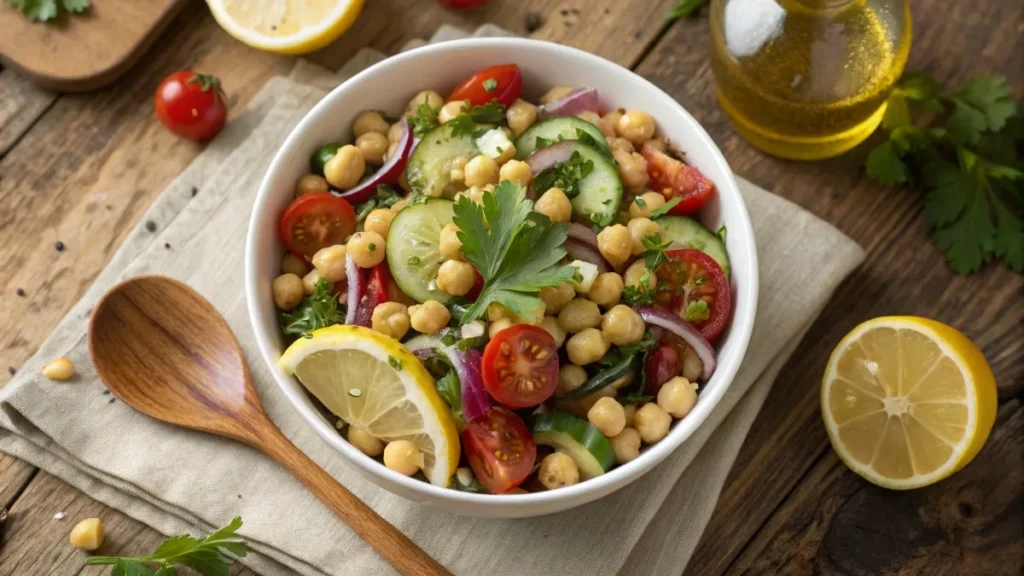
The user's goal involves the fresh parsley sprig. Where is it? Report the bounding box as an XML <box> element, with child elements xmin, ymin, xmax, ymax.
<box><xmin>6</xmin><ymin>0</ymin><xmax>88</xmax><ymax>22</ymax></box>
<box><xmin>281</xmin><ymin>278</ymin><xmax>344</xmax><ymax>339</ymax></box>
<box><xmin>355</xmin><ymin>185</ymin><xmax>402</xmax><ymax>222</ymax></box>
<box><xmin>533</xmin><ymin>151</ymin><xmax>595</xmax><ymax>199</ymax></box>
<box><xmin>666</xmin><ymin>0</ymin><xmax>708</xmax><ymax>21</ymax></box>
<box><xmin>452</xmin><ymin>180</ymin><xmax>577</xmax><ymax>323</ymax></box>
<box><xmin>622</xmin><ymin>267</ymin><xmax>656</xmax><ymax>306</ymax></box>
<box><xmin>640</xmin><ymin>233</ymin><xmax>673</xmax><ymax>269</ymax></box>
<box><xmin>446</xmin><ymin>102</ymin><xmax>509</xmax><ymax>138</ymax></box>
<box><xmin>409</xmin><ymin>101</ymin><xmax>441</xmax><ymax>138</ymax></box>
<box><xmin>866</xmin><ymin>72</ymin><xmax>1022</xmax><ymax>274</ymax></box>
<box><xmin>84</xmin><ymin>517</ymin><xmax>246</xmax><ymax>576</ymax></box>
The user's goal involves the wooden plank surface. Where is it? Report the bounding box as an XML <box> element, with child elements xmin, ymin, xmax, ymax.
<box><xmin>0</xmin><ymin>0</ymin><xmax>1021</xmax><ymax>574</ymax></box>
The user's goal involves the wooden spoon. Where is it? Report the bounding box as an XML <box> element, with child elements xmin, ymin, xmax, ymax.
<box><xmin>88</xmin><ymin>275</ymin><xmax>450</xmax><ymax>576</ymax></box>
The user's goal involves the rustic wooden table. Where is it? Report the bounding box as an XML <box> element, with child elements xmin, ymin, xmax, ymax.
<box><xmin>0</xmin><ymin>0</ymin><xmax>1020</xmax><ymax>574</ymax></box>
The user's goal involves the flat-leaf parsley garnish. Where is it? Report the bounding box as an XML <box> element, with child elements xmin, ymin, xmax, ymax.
<box><xmin>281</xmin><ymin>279</ymin><xmax>344</xmax><ymax>339</ymax></box>
<box><xmin>532</xmin><ymin>150</ymin><xmax>594</xmax><ymax>199</ymax></box>
<box><xmin>83</xmin><ymin>516</ymin><xmax>246</xmax><ymax>575</ymax></box>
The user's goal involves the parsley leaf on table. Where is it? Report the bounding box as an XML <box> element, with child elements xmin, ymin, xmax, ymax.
<box><xmin>85</xmin><ymin>517</ymin><xmax>246</xmax><ymax>576</ymax></box>
<box><xmin>665</xmin><ymin>0</ymin><xmax>708</xmax><ymax>21</ymax></box>
<box><xmin>453</xmin><ymin>180</ymin><xmax>576</xmax><ymax>323</ymax></box>
<box><xmin>281</xmin><ymin>279</ymin><xmax>345</xmax><ymax>339</ymax></box>
<box><xmin>5</xmin><ymin>0</ymin><xmax>88</xmax><ymax>21</ymax></box>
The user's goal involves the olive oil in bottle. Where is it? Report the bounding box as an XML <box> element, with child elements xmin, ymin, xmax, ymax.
<box><xmin>709</xmin><ymin>0</ymin><xmax>911</xmax><ymax>160</ymax></box>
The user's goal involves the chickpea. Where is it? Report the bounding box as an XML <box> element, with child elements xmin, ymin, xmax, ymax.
<box><xmin>658</xmin><ymin>376</ymin><xmax>698</xmax><ymax>418</ymax></box>
<box><xmin>588</xmin><ymin>272</ymin><xmax>624</xmax><ymax>309</ymax></box>
<box><xmin>624</xmin><ymin>260</ymin><xmax>657</xmax><ymax>291</ymax></box>
<box><xmin>535</xmin><ymin>187</ymin><xmax>572</xmax><ymax>223</ymax></box>
<box><xmin>464</xmin><ymin>154</ymin><xmax>499</xmax><ymax>188</ymax></box>
<box><xmin>324</xmin><ymin>145</ymin><xmax>365</xmax><ymax>190</ymax></box>
<box><xmin>364</xmin><ymin>209</ymin><xmax>395</xmax><ymax>239</ymax></box>
<box><xmin>494</xmin><ymin>142</ymin><xmax>517</xmax><ymax>166</ymax></box>
<box><xmin>597</xmin><ymin>224</ymin><xmax>632</xmax><ymax>266</ymax></box>
<box><xmin>281</xmin><ymin>253</ymin><xmax>309</xmax><ymax>277</ymax></box>
<box><xmin>644</xmin><ymin>138</ymin><xmax>667</xmax><ymax>152</ymax></box>
<box><xmin>487</xmin><ymin>302</ymin><xmax>516</xmax><ymax>323</ymax></box>
<box><xmin>69</xmin><ymin>518</ymin><xmax>104</xmax><ymax>551</ymax></box>
<box><xmin>610</xmin><ymin>427</ymin><xmax>641</xmax><ymax>464</ymax></box>
<box><xmin>409</xmin><ymin>300</ymin><xmax>450</xmax><ymax>334</ymax></box>
<box><xmin>539</xmin><ymin>282</ymin><xmax>575</xmax><ymax>315</ymax></box>
<box><xmin>41</xmin><ymin>357</ymin><xmax>75</xmax><ymax>381</ymax></box>
<box><xmin>601</xmin><ymin>305</ymin><xmax>646</xmax><ymax>347</ymax></box>
<box><xmin>436</xmin><ymin>260</ymin><xmax>475</xmax><ymax>296</ymax></box>
<box><xmin>391</xmin><ymin>198</ymin><xmax>411</xmax><ymax>213</ymax></box>
<box><xmin>629</xmin><ymin>191</ymin><xmax>667</xmax><ymax>219</ymax></box>
<box><xmin>352</xmin><ymin>110</ymin><xmax>389</xmax><ymax>137</ymax></box>
<box><xmin>387</xmin><ymin>121</ymin><xmax>405</xmax><ymax>144</ymax></box>
<box><xmin>609</xmin><ymin>137</ymin><xmax>635</xmax><ymax>153</ymax></box>
<box><xmin>346</xmin><ymin>231</ymin><xmax>385</xmax><ymax>268</ymax></box>
<box><xmin>557</xmin><ymin>364</ymin><xmax>588</xmax><ymax>396</ymax></box>
<box><xmin>371</xmin><ymin>302</ymin><xmax>411</xmax><ymax>340</ymax></box>
<box><xmin>588</xmin><ymin>396</ymin><xmax>626</xmax><ymax>437</ymax></box>
<box><xmin>613</xmin><ymin>148</ymin><xmax>650</xmax><ymax>191</ymax></box>
<box><xmin>498</xmin><ymin>159</ymin><xmax>533</xmax><ymax>187</ymax></box>
<box><xmin>439</xmin><ymin>100</ymin><xmax>469</xmax><ymax>123</ymax></box>
<box><xmin>383</xmin><ymin>440</ymin><xmax>423</xmax><ymax>476</ymax></box>
<box><xmin>682</xmin><ymin>345</ymin><xmax>704</xmax><ymax>383</ymax></box>
<box><xmin>488</xmin><ymin>317</ymin><xmax>514</xmax><ymax>340</ymax></box>
<box><xmin>558</xmin><ymin>298</ymin><xmax>602</xmax><ymax>333</ymax></box>
<box><xmin>599</xmin><ymin>110</ymin><xmax>623</xmax><ymax>139</ymax></box>
<box><xmin>439</xmin><ymin>223</ymin><xmax>463</xmax><ymax>261</ymax></box>
<box><xmin>356</xmin><ymin>132</ymin><xmax>388</xmax><ymax>166</ymax></box>
<box><xmin>347</xmin><ymin>426</ymin><xmax>384</xmax><ymax>457</ymax></box>
<box><xmin>312</xmin><ymin>244</ymin><xmax>348</xmax><ymax>283</ymax></box>
<box><xmin>506</xmin><ymin>99</ymin><xmax>539</xmax><ymax>137</ymax></box>
<box><xmin>577</xmin><ymin>110</ymin><xmax>601</xmax><ymax>126</ymax></box>
<box><xmin>384</xmin><ymin>141</ymin><xmax>399</xmax><ymax>163</ymax></box>
<box><xmin>538</xmin><ymin>452</ymin><xmax>580</xmax><ymax>489</ymax></box>
<box><xmin>575</xmin><ymin>384</ymin><xmax>616</xmax><ymax>415</ymax></box>
<box><xmin>540</xmin><ymin>316</ymin><xmax>567</xmax><ymax>348</ymax></box>
<box><xmin>627</xmin><ymin>217</ymin><xmax>660</xmax><ymax>255</ymax></box>
<box><xmin>566</xmin><ymin>328</ymin><xmax>609</xmax><ymax>366</ymax></box>
<box><xmin>623</xmin><ymin>404</ymin><xmax>637</xmax><ymax>427</ymax></box>
<box><xmin>272</xmin><ymin>273</ymin><xmax>304</xmax><ymax>310</ymax></box>
<box><xmin>540</xmin><ymin>86</ymin><xmax>574</xmax><ymax>105</ymax></box>
<box><xmin>406</xmin><ymin>90</ymin><xmax>443</xmax><ymax>115</ymax></box>
<box><xmin>634</xmin><ymin>402</ymin><xmax>671</xmax><ymax>443</ymax></box>
<box><xmin>302</xmin><ymin>269</ymin><xmax>322</xmax><ymax>294</ymax></box>
<box><xmin>295</xmin><ymin>173</ymin><xmax>329</xmax><ymax>196</ymax></box>
<box><xmin>449</xmin><ymin>156</ymin><xmax>469</xmax><ymax>184</ymax></box>
<box><xmin>617</xmin><ymin>110</ymin><xmax>656</xmax><ymax>144</ymax></box>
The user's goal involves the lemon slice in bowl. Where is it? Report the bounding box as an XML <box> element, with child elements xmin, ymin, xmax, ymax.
<box><xmin>822</xmin><ymin>316</ymin><xmax>997</xmax><ymax>490</ymax></box>
<box><xmin>279</xmin><ymin>325</ymin><xmax>459</xmax><ymax>486</ymax></box>
<box><xmin>207</xmin><ymin>0</ymin><xmax>365</xmax><ymax>55</ymax></box>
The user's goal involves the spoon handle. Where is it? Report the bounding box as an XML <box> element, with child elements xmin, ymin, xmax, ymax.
<box><xmin>260</xmin><ymin>426</ymin><xmax>452</xmax><ymax>576</ymax></box>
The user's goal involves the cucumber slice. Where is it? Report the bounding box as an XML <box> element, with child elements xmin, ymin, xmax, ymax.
<box><xmin>533</xmin><ymin>412</ymin><xmax>615</xmax><ymax>479</ymax></box>
<box><xmin>515</xmin><ymin>117</ymin><xmax>609</xmax><ymax>159</ymax></box>
<box><xmin>566</xmin><ymin>142</ymin><xmax>622</xmax><ymax>227</ymax></box>
<box><xmin>386</xmin><ymin>199</ymin><xmax>455</xmax><ymax>303</ymax></box>
<box><xmin>405</xmin><ymin>123</ymin><xmax>483</xmax><ymax>198</ymax></box>
<box><xmin>656</xmin><ymin>215</ymin><xmax>731</xmax><ymax>279</ymax></box>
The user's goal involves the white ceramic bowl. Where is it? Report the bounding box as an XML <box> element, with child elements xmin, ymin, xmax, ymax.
<box><xmin>245</xmin><ymin>38</ymin><xmax>758</xmax><ymax>518</ymax></box>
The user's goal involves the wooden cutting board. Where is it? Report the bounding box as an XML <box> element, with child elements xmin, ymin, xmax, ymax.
<box><xmin>0</xmin><ymin>0</ymin><xmax>188</xmax><ymax>92</ymax></box>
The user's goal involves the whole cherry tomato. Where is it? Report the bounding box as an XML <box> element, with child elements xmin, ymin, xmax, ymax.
<box><xmin>154</xmin><ymin>71</ymin><xmax>228</xmax><ymax>141</ymax></box>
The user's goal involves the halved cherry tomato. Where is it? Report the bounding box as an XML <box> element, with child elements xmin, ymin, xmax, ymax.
<box><xmin>655</xmin><ymin>249</ymin><xmax>732</xmax><ymax>343</ymax></box>
<box><xmin>462</xmin><ymin>407</ymin><xmax>537</xmax><ymax>493</ymax></box>
<box><xmin>482</xmin><ymin>324</ymin><xmax>559</xmax><ymax>408</ymax></box>
<box><xmin>351</xmin><ymin>264</ymin><xmax>392</xmax><ymax>326</ymax></box>
<box><xmin>438</xmin><ymin>0</ymin><xmax>488</xmax><ymax>8</ymax></box>
<box><xmin>641</xmin><ymin>143</ymin><xmax>716</xmax><ymax>215</ymax></box>
<box><xmin>278</xmin><ymin>193</ymin><xmax>357</xmax><ymax>258</ymax></box>
<box><xmin>645</xmin><ymin>344</ymin><xmax>681</xmax><ymax>395</ymax></box>
<box><xmin>154</xmin><ymin>71</ymin><xmax>227</xmax><ymax>141</ymax></box>
<box><xmin>449</xmin><ymin>64</ymin><xmax>522</xmax><ymax>107</ymax></box>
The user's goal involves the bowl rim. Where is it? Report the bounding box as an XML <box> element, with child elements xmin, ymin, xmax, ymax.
<box><xmin>245</xmin><ymin>36</ymin><xmax>759</xmax><ymax>509</ymax></box>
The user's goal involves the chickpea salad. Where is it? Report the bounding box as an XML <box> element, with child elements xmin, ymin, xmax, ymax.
<box><xmin>271</xmin><ymin>64</ymin><xmax>732</xmax><ymax>495</ymax></box>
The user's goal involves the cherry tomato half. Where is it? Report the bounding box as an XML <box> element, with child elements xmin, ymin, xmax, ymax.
<box><xmin>462</xmin><ymin>407</ymin><xmax>537</xmax><ymax>494</ymax></box>
<box><xmin>154</xmin><ymin>71</ymin><xmax>228</xmax><ymax>141</ymax></box>
<box><xmin>645</xmin><ymin>344</ymin><xmax>681</xmax><ymax>396</ymax></box>
<box><xmin>278</xmin><ymin>193</ymin><xmax>357</xmax><ymax>258</ymax></box>
<box><xmin>641</xmin><ymin>143</ymin><xmax>716</xmax><ymax>215</ymax></box>
<box><xmin>482</xmin><ymin>324</ymin><xmax>560</xmax><ymax>408</ymax></box>
<box><xmin>438</xmin><ymin>0</ymin><xmax>488</xmax><ymax>9</ymax></box>
<box><xmin>656</xmin><ymin>249</ymin><xmax>732</xmax><ymax>343</ymax></box>
<box><xmin>449</xmin><ymin>64</ymin><xmax>522</xmax><ymax>107</ymax></box>
<box><xmin>351</xmin><ymin>264</ymin><xmax>392</xmax><ymax>327</ymax></box>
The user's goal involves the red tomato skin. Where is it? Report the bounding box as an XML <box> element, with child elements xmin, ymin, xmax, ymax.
<box><xmin>645</xmin><ymin>344</ymin><xmax>681</xmax><ymax>395</ymax></box>
<box><xmin>438</xmin><ymin>0</ymin><xmax>488</xmax><ymax>8</ymax></box>
<box><xmin>663</xmin><ymin>249</ymin><xmax>732</xmax><ymax>343</ymax></box>
<box><xmin>641</xmin><ymin>143</ymin><xmax>716</xmax><ymax>215</ymax></box>
<box><xmin>465</xmin><ymin>267</ymin><xmax>485</xmax><ymax>302</ymax></box>
<box><xmin>461</xmin><ymin>407</ymin><xmax>537</xmax><ymax>494</ymax></box>
<box><xmin>154</xmin><ymin>71</ymin><xmax>227</xmax><ymax>141</ymax></box>
<box><xmin>353</xmin><ymin>264</ymin><xmax>391</xmax><ymax>327</ymax></box>
<box><xmin>277</xmin><ymin>193</ymin><xmax>357</xmax><ymax>258</ymax></box>
<box><xmin>481</xmin><ymin>324</ymin><xmax>560</xmax><ymax>408</ymax></box>
<box><xmin>449</xmin><ymin>64</ymin><xmax>522</xmax><ymax>107</ymax></box>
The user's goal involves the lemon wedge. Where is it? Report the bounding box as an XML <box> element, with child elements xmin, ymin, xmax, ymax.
<box><xmin>822</xmin><ymin>316</ymin><xmax>997</xmax><ymax>490</ymax></box>
<box><xmin>207</xmin><ymin>0</ymin><xmax>365</xmax><ymax>55</ymax></box>
<box><xmin>279</xmin><ymin>325</ymin><xmax>459</xmax><ymax>486</ymax></box>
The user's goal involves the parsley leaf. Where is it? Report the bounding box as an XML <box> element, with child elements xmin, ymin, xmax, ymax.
<box><xmin>622</xmin><ymin>268</ymin><xmax>656</xmax><ymax>306</ymax></box>
<box><xmin>85</xmin><ymin>517</ymin><xmax>246</xmax><ymax>576</ymax></box>
<box><xmin>468</xmin><ymin>101</ymin><xmax>507</xmax><ymax>123</ymax></box>
<box><xmin>641</xmin><ymin>233</ymin><xmax>673</xmax><ymax>269</ymax></box>
<box><xmin>650</xmin><ymin>196</ymin><xmax>683</xmax><ymax>219</ymax></box>
<box><xmin>684</xmin><ymin>300</ymin><xmax>711</xmax><ymax>323</ymax></box>
<box><xmin>409</xmin><ymin>101</ymin><xmax>440</xmax><ymax>137</ymax></box>
<box><xmin>483</xmin><ymin>78</ymin><xmax>498</xmax><ymax>92</ymax></box>
<box><xmin>532</xmin><ymin>151</ymin><xmax>594</xmax><ymax>199</ymax></box>
<box><xmin>665</xmin><ymin>0</ymin><xmax>707</xmax><ymax>21</ymax></box>
<box><xmin>6</xmin><ymin>0</ymin><xmax>88</xmax><ymax>21</ymax></box>
<box><xmin>947</xmin><ymin>76</ymin><xmax>1016</xmax><ymax>144</ymax></box>
<box><xmin>355</xmin><ymin>185</ymin><xmax>402</xmax><ymax>222</ymax></box>
<box><xmin>453</xmin><ymin>181</ymin><xmax>576</xmax><ymax>323</ymax></box>
<box><xmin>281</xmin><ymin>279</ymin><xmax>345</xmax><ymax>339</ymax></box>
<box><xmin>434</xmin><ymin>371</ymin><xmax>464</xmax><ymax>429</ymax></box>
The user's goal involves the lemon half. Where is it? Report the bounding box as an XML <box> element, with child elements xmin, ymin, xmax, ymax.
<box><xmin>207</xmin><ymin>0</ymin><xmax>365</xmax><ymax>55</ymax></box>
<box><xmin>822</xmin><ymin>316</ymin><xmax>997</xmax><ymax>490</ymax></box>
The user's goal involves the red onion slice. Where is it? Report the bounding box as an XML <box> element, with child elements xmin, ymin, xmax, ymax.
<box><xmin>538</xmin><ymin>87</ymin><xmax>600</xmax><ymax>117</ymax></box>
<box><xmin>526</xmin><ymin>140</ymin><xmax>576</xmax><ymax>175</ymax></box>
<box><xmin>406</xmin><ymin>335</ymin><xmax>491</xmax><ymax>424</ymax></box>
<box><xmin>564</xmin><ymin>238</ymin><xmax>610</xmax><ymax>273</ymax></box>
<box><xmin>568</xmin><ymin>222</ymin><xmax>600</xmax><ymax>249</ymax></box>
<box><xmin>344</xmin><ymin>254</ymin><xmax>364</xmax><ymax>326</ymax></box>
<box><xmin>332</xmin><ymin>119</ymin><xmax>413</xmax><ymax>205</ymax></box>
<box><xmin>635</xmin><ymin>306</ymin><xmax>716</xmax><ymax>381</ymax></box>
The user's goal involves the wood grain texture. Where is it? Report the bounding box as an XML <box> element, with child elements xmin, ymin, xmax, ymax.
<box><xmin>0</xmin><ymin>0</ymin><xmax>187</xmax><ymax>92</ymax></box>
<box><xmin>0</xmin><ymin>68</ymin><xmax>56</xmax><ymax>156</ymax></box>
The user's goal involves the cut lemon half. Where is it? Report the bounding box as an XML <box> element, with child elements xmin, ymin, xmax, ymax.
<box><xmin>822</xmin><ymin>316</ymin><xmax>997</xmax><ymax>490</ymax></box>
<box><xmin>279</xmin><ymin>325</ymin><xmax>459</xmax><ymax>486</ymax></box>
<box><xmin>207</xmin><ymin>0</ymin><xmax>365</xmax><ymax>55</ymax></box>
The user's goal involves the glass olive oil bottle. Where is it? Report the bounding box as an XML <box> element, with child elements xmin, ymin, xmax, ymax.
<box><xmin>710</xmin><ymin>0</ymin><xmax>911</xmax><ymax>160</ymax></box>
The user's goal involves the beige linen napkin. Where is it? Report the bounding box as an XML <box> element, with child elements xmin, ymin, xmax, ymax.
<box><xmin>0</xmin><ymin>25</ymin><xmax>864</xmax><ymax>576</ymax></box>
